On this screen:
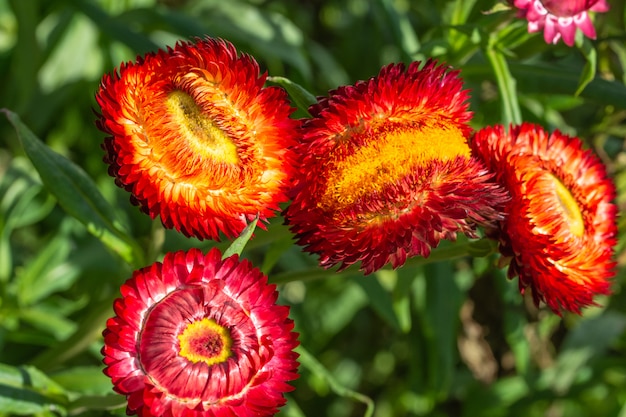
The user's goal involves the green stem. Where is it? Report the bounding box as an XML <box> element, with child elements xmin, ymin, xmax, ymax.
<box><xmin>297</xmin><ymin>345</ymin><xmax>375</xmax><ymax>417</ymax></box>
<box><xmin>270</xmin><ymin>238</ymin><xmax>497</xmax><ymax>284</ymax></box>
<box><xmin>485</xmin><ymin>43</ymin><xmax>522</xmax><ymax>125</ymax></box>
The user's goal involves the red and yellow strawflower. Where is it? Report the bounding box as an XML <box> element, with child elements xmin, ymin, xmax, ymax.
<box><xmin>285</xmin><ymin>60</ymin><xmax>509</xmax><ymax>274</ymax></box>
<box><xmin>471</xmin><ymin>123</ymin><xmax>618</xmax><ymax>314</ymax></box>
<box><xmin>95</xmin><ymin>37</ymin><xmax>298</xmax><ymax>241</ymax></box>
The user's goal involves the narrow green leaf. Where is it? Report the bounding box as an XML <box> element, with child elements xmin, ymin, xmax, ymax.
<box><xmin>447</xmin><ymin>0</ymin><xmax>478</xmax><ymax>53</ymax></box>
<box><xmin>379</xmin><ymin>0</ymin><xmax>421</xmax><ymax>59</ymax></box>
<box><xmin>575</xmin><ymin>38</ymin><xmax>597</xmax><ymax>96</ymax></box>
<box><xmin>0</xmin><ymin>363</ymin><xmax>68</xmax><ymax>415</ymax></box>
<box><xmin>269</xmin><ymin>239</ymin><xmax>481</xmax><ymax>284</ymax></box>
<box><xmin>267</xmin><ymin>76</ymin><xmax>317</xmax><ymax>116</ymax></box>
<box><xmin>3</xmin><ymin>109</ymin><xmax>144</xmax><ymax>267</ymax></box>
<box><xmin>222</xmin><ymin>215</ymin><xmax>259</xmax><ymax>259</ymax></box>
<box><xmin>67</xmin><ymin>393</ymin><xmax>126</xmax><ymax>414</ymax></box>
<box><xmin>29</xmin><ymin>294</ymin><xmax>117</xmax><ymax>371</ymax></box>
<box><xmin>422</xmin><ymin>262</ymin><xmax>463</xmax><ymax>398</ymax></box>
<box><xmin>297</xmin><ymin>345</ymin><xmax>375</xmax><ymax>417</ymax></box>
<box><xmin>392</xmin><ymin>268</ymin><xmax>415</xmax><ymax>333</ymax></box>
<box><xmin>467</xmin><ymin>238</ymin><xmax>497</xmax><ymax>257</ymax></box>
<box><xmin>463</xmin><ymin>376</ymin><xmax>529</xmax><ymax>417</ymax></box>
<box><xmin>357</xmin><ymin>274</ymin><xmax>401</xmax><ymax>332</ymax></box>
<box><xmin>185</xmin><ymin>1</ymin><xmax>312</xmax><ymax>80</ymax></box>
<box><xmin>50</xmin><ymin>367</ymin><xmax>112</xmax><ymax>396</ymax></box>
<box><xmin>18</xmin><ymin>307</ymin><xmax>77</xmax><ymax>340</ymax></box>
<box><xmin>16</xmin><ymin>232</ymin><xmax>78</xmax><ymax>306</ymax></box>
<box><xmin>70</xmin><ymin>0</ymin><xmax>159</xmax><ymax>54</ymax></box>
<box><xmin>545</xmin><ymin>312</ymin><xmax>626</xmax><ymax>394</ymax></box>
<box><xmin>260</xmin><ymin>232</ymin><xmax>294</xmax><ymax>275</ymax></box>
<box><xmin>462</xmin><ymin>63</ymin><xmax>626</xmax><ymax>109</ymax></box>
<box><xmin>0</xmin><ymin>229</ymin><xmax>11</xmax><ymax>283</ymax></box>
<box><xmin>497</xmin><ymin>273</ymin><xmax>531</xmax><ymax>374</ymax></box>
<box><xmin>280</xmin><ymin>395</ymin><xmax>307</xmax><ymax>417</ymax></box>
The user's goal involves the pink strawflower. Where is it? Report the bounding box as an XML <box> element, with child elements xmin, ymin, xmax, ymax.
<box><xmin>513</xmin><ymin>0</ymin><xmax>610</xmax><ymax>46</ymax></box>
<box><xmin>102</xmin><ymin>248</ymin><xmax>300</xmax><ymax>417</ymax></box>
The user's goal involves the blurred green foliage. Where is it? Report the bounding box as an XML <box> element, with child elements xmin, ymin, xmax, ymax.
<box><xmin>0</xmin><ymin>0</ymin><xmax>625</xmax><ymax>416</ymax></box>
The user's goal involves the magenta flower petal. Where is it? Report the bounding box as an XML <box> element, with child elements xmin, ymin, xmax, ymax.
<box><xmin>513</xmin><ymin>0</ymin><xmax>609</xmax><ymax>46</ymax></box>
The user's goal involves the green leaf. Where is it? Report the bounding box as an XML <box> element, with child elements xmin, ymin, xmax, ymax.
<box><xmin>29</xmin><ymin>294</ymin><xmax>117</xmax><ymax>371</ymax></box>
<box><xmin>15</xmin><ymin>232</ymin><xmax>79</xmax><ymax>306</ymax></box>
<box><xmin>542</xmin><ymin>312</ymin><xmax>626</xmax><ymax>394</ymax></box>
<box><xmin>357</xmin><ymin>273</ymin><xmax>402</xmax><ymax>332</ymax></box>
<box><xmin>0</xmin><ymin>363</ymin><xmax>68</xmax><ymax>415</ymax></box>
<box><xmin>67</xmin><ymin>394</ymin><xmax>126</xmax><ymax>414</ymax></box>
<box><xmin>575</xmin><ymin>38</ymin><xmax>597</xmax><ymax>96</ymax></box>
<box><xmin>3</xmin><ymin>109</ymin><xmax>144</xmax><ymax>267</ymax></box>
<box><xmin>421</xmin><ymin>262</ymin><xmax>464</xmax><ymax>398</ymax></box>
<box><xmin>267</xmin><ymin>76</ymin><xmax>317</xmax><ymax>116</ymax></box>
<box><xmin>71</xmin><ymin>0</ymin><xmax>159</xmax><ymax>54</ymax></box>
<box><xmin>462</xmin><ymin>63</ymin><xmax>626</xmax><ymax>109</ymax></box>
<box><xmin>379</xmin><ymin>0</ymin><xmax>421</xmax><ymax>59</ymax></box>
<box><xmin>279</xmin><ymin>395</ymin><xmax>307</xmax><ymax>417</ymax></box>
<box><xmin>446</xmin><ymin>0</ymin><xmax>478</xmax><ymax>53</ymax></box>
<box><xmin>50</xmin><ymin>367</ymin><xmax>112</xmax><ymax>396</ymax></box>
<box><xmin>499</xmin><ymin>279</ymin><xmax>531</xmax><ymax>375</ymax></box>
<box><xmin>222</xmin><ymin>215</ymin><xmax>258</xmax><ymax>259</ymax></box>
<box><xmin>185</xmin><ymin>1</ymin><xmax>312</xmax><ymax>80</ymax></box>
<box><xmin>392</xmin><ymin>268</ymin><xmax>415</xmax><ymax>333</ymax></box>
<box><xmin>463</xmin><ymin>376</ymin><xmax>530</xmax><ymax>417</ymax></box>
<box><xmin>260</xmin><ymin>231</ymin><xmax>295</xmax><ymax>275</ymax></box>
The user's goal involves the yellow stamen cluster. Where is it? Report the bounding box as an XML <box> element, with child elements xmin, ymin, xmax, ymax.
<box><xmin>549</xmin><ymin>173</ymin><xmax>585</xmax><ymax>237</ymax></box>
<box><xmin>166</xmin><ymin>90</ymin><xmax>240</xmax><ymax>167</ymax></box>
<box><xmin>319</xmin><ymin>120</ymin><xmax>470</xmax><ymax>211</ymax></box>
<box><xmin>178</xmin><ymin>317</ymin><xmax>232</xmax><ymax>366</ymax></box>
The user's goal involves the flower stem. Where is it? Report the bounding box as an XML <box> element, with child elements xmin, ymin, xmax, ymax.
<box><xmin>485</xmin><ymin>42</ymin><xmax>522</xmax><ymax>125</ymax></box>
<box><xmin>297</xmin><ymin>345</ymin><xmax>375</xmax><ymax>417</ymax></box>
<box><xmin>270</xmin><ymin>238</ymin><xmax>497</xmax><ymax>284</ymax></box>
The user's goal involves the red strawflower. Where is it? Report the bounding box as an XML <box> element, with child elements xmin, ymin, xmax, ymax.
<box><xmin>284</xmin><ymin>60</ymin><xmax>509</xmax><ymax>274</ymax></box>
<box><xmin>513</xmin><ymin>0</ymin><xmax>609</xmax><ymax>46</ymax></box>
<box><xmin>471</xmin><ymin>123</ymin><xmax>617</xmax><ymax>314</ymax></box>
<box><xmin>95</xmin><ymin>37</ymin><xmax>297</xmax><ymax>241</ymax></box>
<box><xmin>102</xmin><ymin>248</ymin><xmax>299</xmax><ymax>417</ymax></box>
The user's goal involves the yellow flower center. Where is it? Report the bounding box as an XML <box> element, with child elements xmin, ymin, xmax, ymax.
<box><xmin>549</xmin><ymin>173</ymin><xmax>584</xmax><ymax>237</ymax></box>
<box><xmin>319</xmin><ymin>121</ymin><xmax>470</xmax><ymax>211</ymax></box>
<box><xmin>166</xmin><ymin>90</ymin><xmax>240</xmax><ymax>165</ymax></box>
<box><xmin>177</xmin><ymin>318</ymin><xmax>232</xmax><ymax>365</ymax></box>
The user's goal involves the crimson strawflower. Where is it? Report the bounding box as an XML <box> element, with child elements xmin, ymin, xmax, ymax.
<box><xmin>95</xmin><ymin>37</ymin><xmax>297</xmax><ymax>240</ymax></box>
<box><xmin>471</xmin><ymin>123</ymin><xmax>617</xmax><ymax>314</ymax></box>
<box><xmin>102</xmin><ymin>248</ymin><xmax>299</xmax><ymax>417</ymax></box>
<box><xmin>284</xmin><ymin>60</ymin><xmax>509</xmax><ymax>274</ymax></box>
<box><xmin>513</xmin><ymin>0</ymin><xmax>609</xmax><ymax>46</ymax></box>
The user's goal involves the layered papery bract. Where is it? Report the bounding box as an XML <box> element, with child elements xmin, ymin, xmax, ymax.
<box><xmin>513</xmin><ymin>0</ymin><xmax>609</xmax><ymax>46</ymax></box>
<box><xmin>284</xmin><ymin>60</ymin><xmax>509</xmax><ymax>274</ymax></box>
<box><xmin>102</xmin><ymin>248</ymin><xmax>299</xmax><ymax>417</ymax></box>
<box><xmin>95</xmin><ymin>37</ymin><xmax>298</xmax><ymax>240</ymax></box>
<box><xmin>471</xmin><ymin>123</ymin><xmax>617</xmax><ymax>314</ymax></box>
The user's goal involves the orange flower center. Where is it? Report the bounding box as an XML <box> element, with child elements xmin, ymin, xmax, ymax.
<box><xmin>165</xmin><ymin>90</ymin><xmax>240</xmax><ymax>166</ymax></box>
<box><xmin>178</xmin><ymin>317</ymin><xmax>232</xmax><ymax>365</ymax></box>
<box><xmin>549</xmin><ymin>173</ymin><xmax>584</xmax><ymax>237</ymax></box>
<box><xmin>319</xmin><ymin>120</ymin><xmax>470</xmax><ymax>211</ymax></box>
